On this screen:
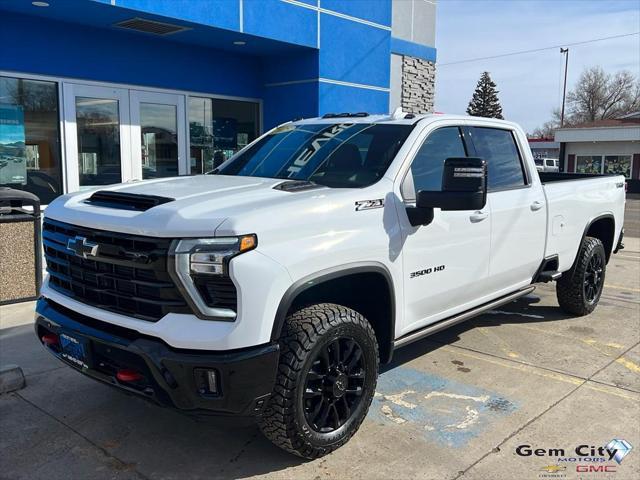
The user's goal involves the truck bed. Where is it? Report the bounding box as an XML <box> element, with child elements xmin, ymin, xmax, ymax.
<box><xmin>540</xmin><ymin>172</ymin><xmax>626</xmax><ymax>272</ymax></box>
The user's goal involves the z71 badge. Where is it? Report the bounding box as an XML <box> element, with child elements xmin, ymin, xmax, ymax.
<box><xmin>355</xmin><ymin>199</ymin><xmax>384</xmax><ymax>211</ymax></box>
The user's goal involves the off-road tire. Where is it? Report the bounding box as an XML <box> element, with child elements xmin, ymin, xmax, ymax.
<box><xmin>258</xmin><ymin>303</ymin><xmax>379</xmax><ymax>459</ymax></box>
<box><xmin>556</xmin><ymin>236</ymin><xmax>606</xmax><ymax>316</ymax></box>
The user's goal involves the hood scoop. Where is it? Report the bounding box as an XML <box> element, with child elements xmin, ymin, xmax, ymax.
<box><xmin>273</xmin><ymin>180</ymin><xmax>324</xmax><ymax>192</ymax></box>
<box><xmin>85</xmin><ymin>191</ymin><xmax>174</xmax><ymax>211</ymax></box>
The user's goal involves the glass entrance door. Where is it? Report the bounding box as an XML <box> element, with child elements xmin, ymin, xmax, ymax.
<box><xmin>130</xmin><ymin>91</ymin><xmax>187</xmax><ymax>179</ymax></box>
<box><xmin>63</xmin><ymin>84</ymin><xmax>131</xmax><ymax>191</ymax></box>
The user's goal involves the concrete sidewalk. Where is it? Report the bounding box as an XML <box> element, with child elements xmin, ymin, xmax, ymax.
<box><xmin>1</xmin><ymin>243</ymin><xmax>639</xmax><ymax>480</ymax></box>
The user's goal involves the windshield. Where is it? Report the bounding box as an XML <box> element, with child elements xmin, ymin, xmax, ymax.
<box><xmin>534</xmin><ymin>158</ymin><xmax>544</xmax><ymax>166</ymax></box>
<box><xmin>213</xmin><ymin>123</ymin><xmax>413</xmax><ymax>188</ymax></box>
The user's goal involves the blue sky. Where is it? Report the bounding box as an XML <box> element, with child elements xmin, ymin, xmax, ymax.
<box><xmin>435</xmin><ymin>0</ymin><xmax>640</xmax><ymax>133</ymax></box>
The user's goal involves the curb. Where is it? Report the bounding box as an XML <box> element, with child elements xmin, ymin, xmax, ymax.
<box><xmin>0</xmin><ymin>364</ymin><xmax>25</xmax><ymax>394</ymax></box>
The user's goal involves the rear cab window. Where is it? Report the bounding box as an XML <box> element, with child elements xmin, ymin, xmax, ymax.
<box><xmin>469</xmin><ymin>127</ymin><xmax>527</xmax><ymax>191</ymax></box>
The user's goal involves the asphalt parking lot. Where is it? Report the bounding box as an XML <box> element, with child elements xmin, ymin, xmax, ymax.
<box><xmin>1</xmin><ymin>200</ymin><xmax>638</xmax><ymax>480</ymax></box>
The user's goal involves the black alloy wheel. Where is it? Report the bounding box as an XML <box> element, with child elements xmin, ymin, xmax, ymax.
<box><xmin>583</xmin><ymin>249</ymin><xmax>604</xmax><ymax>303</ymax></box>
<box><xmin>303</xmin><ymin>337</ymin><xmax>366</xmax><ymax>433</ymax></box>
<box><xmin>557</xmin><ymin>236</ymin><xmax>607</xmax><ymax>316</ymax></box>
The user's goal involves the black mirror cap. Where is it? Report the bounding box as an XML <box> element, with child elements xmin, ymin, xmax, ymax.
<box><xmin>442</xmin><ymin>157</ymin><xmax>487</xmax><ymax>193</ymax></box>
<box><xmin>416</xmin><ymin>157</ymin><xmax>488</xmax><ymax>211</ymax></box>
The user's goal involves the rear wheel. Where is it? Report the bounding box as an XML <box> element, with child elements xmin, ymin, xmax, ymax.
<box><xmin>258</xmin><ymin>303</ymin><xmax>379</xmax><ymax>459</ymax></box>
<box><xmin>556</xmin><ymin>236</ymin><xmax>606</xmax><ymax>316</ymax></box>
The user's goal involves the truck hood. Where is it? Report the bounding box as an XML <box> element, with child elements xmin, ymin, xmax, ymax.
<box><xmin>44</xmin><ymin>175</ymin><xmax>332</xmax><ymax>237</ymax></box>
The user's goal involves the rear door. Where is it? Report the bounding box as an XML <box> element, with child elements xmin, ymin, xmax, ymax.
<box><xmin>397</xmin><ymin>124</ymin><xmax>491</xmax><ymax>334</ymax></box>
<box><xmin>466</xmin><ymin>125</ymin><xmax>546</xmax><ymax>294</ymax></box>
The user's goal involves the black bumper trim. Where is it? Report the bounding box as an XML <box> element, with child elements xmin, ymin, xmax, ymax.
<box><xmin>35</xmin><ymin>298</ymin><xmax>279</xmax><ymax>416</ymax></box>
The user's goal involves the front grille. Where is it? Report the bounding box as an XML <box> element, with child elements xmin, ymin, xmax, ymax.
<box><xmin>42</xmin><ymin>219</ymin><xmax>190</xmax><ymax>321</ymax></box>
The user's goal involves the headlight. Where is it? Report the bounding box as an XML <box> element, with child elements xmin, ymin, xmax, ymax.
<box><xmin>169</xmin><ymin>235</ymin><xmax>257</xmax><ymax>320</ymax></box>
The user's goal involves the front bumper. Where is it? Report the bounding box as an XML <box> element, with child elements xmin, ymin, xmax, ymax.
<box><xmin>35</xmin><ymin>298</ymin><xmax>279</xmax><ymax>416</ymax></box>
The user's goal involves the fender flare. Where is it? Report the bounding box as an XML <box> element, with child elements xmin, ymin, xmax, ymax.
<box><xmin>270</xmin><ymin>262</ymin><xmax>396</xmax><ymax>359</ymax></box>
<box><xmin>566</xmin><ymin>214</ymin><xmax>616</xmax><ymax>277</ymax></box>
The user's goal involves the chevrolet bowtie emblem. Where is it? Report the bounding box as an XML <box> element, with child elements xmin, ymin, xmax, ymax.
<box><xmin>67</xmin><ymin>236</ymin><xmax>99</xmax><ymax>259</ymax></box>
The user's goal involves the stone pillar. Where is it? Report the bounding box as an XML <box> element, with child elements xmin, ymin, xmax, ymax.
<box><xmin>401</xmin><ymin>56</ymin><xmax>436</xmax><ymax>114</ymax></box>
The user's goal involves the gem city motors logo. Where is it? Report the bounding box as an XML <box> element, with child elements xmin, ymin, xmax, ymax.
<box><xmin>517</xmin><ymin>439</ymin><xmax>633</xmax><ymax>477</ymax></box>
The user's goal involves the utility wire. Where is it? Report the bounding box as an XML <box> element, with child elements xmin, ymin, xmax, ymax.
<box><xmin>438</xmin><ymin>32</ymin><xmax>640</xmax><ymax>66</ymax></box>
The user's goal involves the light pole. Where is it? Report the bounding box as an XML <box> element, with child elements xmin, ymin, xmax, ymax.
<box><xmin>560</xmin><ymin>48</ymin><xmax>569</xmax><ymax>127</ymax></box>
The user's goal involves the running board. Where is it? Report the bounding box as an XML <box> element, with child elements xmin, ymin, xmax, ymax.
<box><xmin>393</xmin><ymin>286</ymin><xmax>536</xmax><ymax>349</ymax></box>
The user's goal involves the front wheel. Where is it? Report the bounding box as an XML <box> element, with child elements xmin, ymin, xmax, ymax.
<box><xmin>556</xmin><ymin>236</ymin><xmax>606</xmax><ymax>316</ymax></box>
<box><xmin>258</xmin><ymin>303</ymin><xmax>379</xmax><ymax>459</ymax></box>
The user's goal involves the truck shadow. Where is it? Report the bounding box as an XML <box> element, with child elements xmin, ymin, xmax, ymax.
<box><xmin>382</xmin><ymin>294</ymin><xmax>575</xmax><ymax>372</ymax></box>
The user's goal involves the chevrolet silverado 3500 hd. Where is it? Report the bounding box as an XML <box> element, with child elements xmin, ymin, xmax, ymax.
<box><xmin>36</xmin><ymin>113</ymin><xmax>625</xmax><ymax>458</ymax></box>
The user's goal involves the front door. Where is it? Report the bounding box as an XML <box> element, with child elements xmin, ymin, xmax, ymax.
<box><xmin>63</xmin><ymin>84</ymin><xmax>131</xmax><ymax>191</ymax></box>
<box><xmin>397</xmin><ymin>124</ymin><xmax>491</xmax><ymax>335</ymax></box>
<box><xmin>130</xmin><ymin>90</ymin><xmax>187</xmax><ymax>180</ymax></box>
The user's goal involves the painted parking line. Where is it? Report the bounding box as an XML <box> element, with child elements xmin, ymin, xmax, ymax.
<box><xmin>370</xmin><ymin>366</ymin><xmax>517</xmax><ymax>448</ymax></box>
<box><xmin>438</xmin><ymin>345</ymin><xmax>639</xmax><ymax>402</ymax></box>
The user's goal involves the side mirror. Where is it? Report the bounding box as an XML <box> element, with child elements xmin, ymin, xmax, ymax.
<box><xmin>406</xmin><ymin>157</ymin><xmax>487</xmax><ymax>227</ymax></box>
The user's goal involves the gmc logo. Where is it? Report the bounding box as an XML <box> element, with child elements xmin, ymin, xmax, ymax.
<box><xmin>576</xmin><ymin>465</ymin><xmax>617</xmax><ymax>473</ymax></box>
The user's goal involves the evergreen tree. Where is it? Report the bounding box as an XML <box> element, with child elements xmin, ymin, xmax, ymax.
<box><xmin>466</xmin><ymin>72</ymin><xmax>504</xmax><ymax>119</ymax></box>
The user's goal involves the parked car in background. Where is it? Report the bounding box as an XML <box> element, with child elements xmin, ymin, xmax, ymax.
<box><xmin>535</xmin><ymin>157</ymin><xmax>560</xmax><ymax>173</ymax></box>
<box><xmin>35</xmin><ymin>112</ymin><xmax>626</xmax><ymax>459</ymax></box>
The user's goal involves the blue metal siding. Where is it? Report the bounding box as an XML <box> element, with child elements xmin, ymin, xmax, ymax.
<box><xmin>263</xmin><ymin>81</ymin><xmax>319</xmax><ymax>128</ymax></box>
<box><xmin>318</xmin><ymin>82</ymin><xmax>388</xmax><ymax>116</ymax></box>
<box><xmin>244</xmin><ymin>0</ymin><xmax>318</xmax><ymax>48</ymax></box>
<box><xmin>319</xmin><ymin>13</ymin><xmax>390</xmax><ymax>89</ymax></box>
<box><xmin>0</xmin><ymin>12</ymin><xmax>262</xmax><ymax>99</ymax></box>
<box><xmin>321</xmin><ymin>0</ymin><xmax>391</xmax><ymax>26</ymax></box>
<box><xmin>390</xmin><ymin>37</ymin><xmax>437</xmax><ymax>62</ymax></box>
<box><xmin>113</xmin><ymin>0</ymin><xmax>241</xmax><ymax>31</ymax></box>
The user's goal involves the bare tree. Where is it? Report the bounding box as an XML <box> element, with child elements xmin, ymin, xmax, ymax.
<box><xmin>565</xmin><ymin>66</ymin><xmax>639</xmax><ymax>124</ymax></box>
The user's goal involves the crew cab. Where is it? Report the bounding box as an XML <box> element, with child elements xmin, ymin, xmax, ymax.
<box><xmin>35</xmin><ymin>112</ymin><xmax>626</xmax><ymax>458</ymax></box>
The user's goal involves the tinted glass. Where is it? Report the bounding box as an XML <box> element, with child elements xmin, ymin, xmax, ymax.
<box><xmin>216</xmin><ymin>123</ymin><xmax>412</xmax><ymax>188</ymax></box>
<box><xmin>189</xmin><ymin>97</ymin><xmax>259</xmax><ymax>175</ymax></box>
<box><xmin>0</xmin><ymin>76</ymin><xmax>62</xmax><ymax>204</ymax></box>
<box><xmin>76</xmin><ymin>97</ymin><xmax>122</xmax><ymax>186</ymax></box>
<box><xmin>140</xmin><ymin>102</ymin><xmax>178</xmax><ymax>179</ymax></box>
<box><xmin>410</xmin><ymin>127</ymin><xmax>466</xmax><ymax>193</ymax></box>
<box><xmin>534</xmin><ymin>158</ymin><xmax>543</xmax><ymax>166</ymax></box>
<box><xmin>471</xmin><ymin>128</ymin><xmax>525</xmax><ymax>190</ymax></box>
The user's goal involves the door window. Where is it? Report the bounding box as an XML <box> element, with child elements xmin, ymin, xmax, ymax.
<box><xmin>75</xmin><ymin>97</ymin><xmax>122</xmax><ymax>186</ymax></box>
<box><xmin>409</xmin><ymin>127</ymin><xmax>467</xmax><ymax>196</ymax></box>
<box><xmin>139</xmin><ymin>103</ymin><xmax>178</xmax><ymax>179</ymax></box>
<box><xmin>0</xmin><ymin>76</ymin><xmax>62</xmax><ymax>204</ymax></box>
<box><xmin>471</xmin><ymin>128</ymin><xmax>526</xmax><ymax>190</ymax></box>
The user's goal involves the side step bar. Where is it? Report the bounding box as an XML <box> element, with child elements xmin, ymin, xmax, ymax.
<box><xmin>393</xmin><ymin>286</ymin><xmax>536</xmax><ymax>349</ymax></box>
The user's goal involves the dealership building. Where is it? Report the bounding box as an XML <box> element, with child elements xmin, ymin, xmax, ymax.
<box><xmin>0</xmin><ymin>0</ymin><xmax>437</xmax><ymax>204</ymax></box>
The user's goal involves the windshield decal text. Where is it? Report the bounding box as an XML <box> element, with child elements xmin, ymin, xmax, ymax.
<box><xmin>285</xmin><ymin>123</ymin><xmax>353</xmax><ymax>177</ymax></box>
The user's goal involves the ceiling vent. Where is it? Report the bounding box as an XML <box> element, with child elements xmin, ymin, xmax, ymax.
<box><xmin>114</xmin><ymin>17</ymin><xmax>191</xmax><ymax>36</ymax></box>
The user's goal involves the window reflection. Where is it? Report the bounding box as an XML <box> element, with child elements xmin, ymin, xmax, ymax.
<box><xmin>140</xmin><ymin>103</ymin><xmax>178</xmax><ymax>179</ymax></box>
<box><xmin>76</xmin><ymin>97</ymin><xmax>122</xmax><ymax>186</ymax></box>
<box><xmin>189</xmin><ymin>97</ymin><xmax>259</xmax><ymax>174</ymax></box>
<box><xmin>0</xmin><ymin>76</ymin><xmax>62</xmax><ymax>204</ymax></box>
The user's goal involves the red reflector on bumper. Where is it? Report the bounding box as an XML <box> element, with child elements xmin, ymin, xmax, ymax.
<box><xmin>41</xmin><ymin>333</ymin><xmax>58</xmax><ymax>346</ymax></box>
<box><xmin>116</xmin><ymin>369</ymin><xmax>143</xmax><ymax>382</ymax></box>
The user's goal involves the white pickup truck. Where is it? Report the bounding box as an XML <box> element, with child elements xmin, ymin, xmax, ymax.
<box><xmin>36</xmin><ymin>113</ymin><xmax>626</xmax><ymax>458</ymax></box>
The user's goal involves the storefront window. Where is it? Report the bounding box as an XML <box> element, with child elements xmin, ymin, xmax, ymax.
<box><xmin>575</xmin><ymin>155</ymin><xmax>602</xmax><ymax>175</ymax></box>
<box><xmin>189</xmin><ymin>97</ymin><xmax>259</xmax><ymax>174</ymax></box>
<box><xmin>604</xmin><ymin>155</ymin><xmax>632</xmax><ymax>178</ymax></box>
<box><xmin>0</xmin><ymin>76</ymin><xmax>62</xmax><ymax>204</ymax></box>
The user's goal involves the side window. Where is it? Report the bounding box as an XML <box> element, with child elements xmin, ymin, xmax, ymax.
<box><xmin>410</xmin><ymin>127</ymin><xmax>467</xmax><ymax>195</ymax></box>
<box><xmin>471</xmin><ymin>128</ymin><xmax>526</xmax><ymax>190</ymax></box>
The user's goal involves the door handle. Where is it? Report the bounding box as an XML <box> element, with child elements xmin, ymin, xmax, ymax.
<box><xmin>530</xmin><ymin>201</ymin><xmax>544</xmax><ymax>211</ymax></box>
<box><xmin>470</xmin><ymin>211</ymin><xmax>488</xmax><ymax>223</ymax></box>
